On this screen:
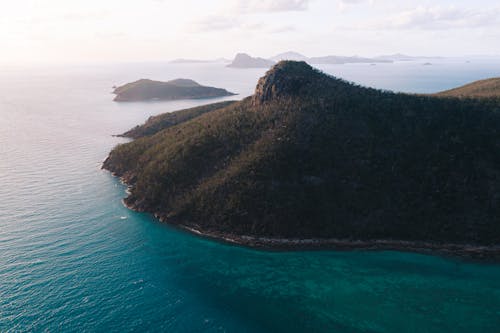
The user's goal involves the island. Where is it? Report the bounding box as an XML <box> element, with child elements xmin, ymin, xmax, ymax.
<box><xmin>308</xmin><ymin>55</ymin><xmax>392</xmax><ymax>64</ymax></box>
<box><xmin>270</xmin><ymin>51</ymin><xmax>309</xmax><ymax>62</ymax></box>
<box><xmin>104</xmin><ymin>61</ymin><xmax>500</xmax><ymax>258</ymax></box>
<box><xmin>227</xmin><ymin>51</ymin><xmax>451</xmax><ymax>68</ymax></box>
<box><xmin>270</xmin><ymin>51</ymin><xmax>394</xmax><ymax>64</ymax></box>
<box><xmin>374</xmin><ymin>53</ymin><xmax>441</xmax><ymax>62</ymax></box>
<box><xmin>112</xmin><ymin>78</ymin><xmax>235</xmax><ymax>102</ymax></box>
<box><xmin>227</xmin><ymin>53</ymin><xmax>275</xmax><ymax>68</ymax></box>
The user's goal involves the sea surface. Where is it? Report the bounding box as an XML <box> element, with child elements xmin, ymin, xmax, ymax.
<box><xmin>1</xmin><ymin>59</ymin><xmax>500</xmax><ymax>332</ymax></box>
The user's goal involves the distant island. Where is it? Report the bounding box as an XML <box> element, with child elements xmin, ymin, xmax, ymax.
<box><xmin>207</xmin><ymin>51</ymin><xmax>452</xmax><ymax>69</ymax></box>
<box><xmin>112</xmin><ymin>78</ymin><xmax>235</xmax><ymax>102</ymax></box>
<box><xmin>374</xmin><ymin>53</ymin><xmax>441</xmax><ymax>62</ymax></box>
<box><xmin>104</xmin><ymin>61</ymin><xmax>500</xmax><ymax>258</ymax></box>
<box><xmin>270</xmin><ymin>51</ymin><xmax>309</xmax><ymax>62</ymax></box>
<box><xmin>227</xmin><ymin>51</ymin><xmax>393</xmax><ymax>68</ymax></box>
<box><xmin>227</xmin><ymin>53</ymin><xmax>275</xmax><ymax>68</ymax></box>
<box><xmin>436</xmin><ymin>78</ymin><xmax>500</xmax><ymax>98</ymax></box>
<box><xmin>308</xmin><ymin>55</ymin><xmax>391</xmax><ymax>64</ymax></box>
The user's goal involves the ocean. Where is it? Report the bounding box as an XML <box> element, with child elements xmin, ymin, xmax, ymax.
<box><xmin>1</xmin><ymin>59</ymin><xmax>500</xmax><ymax>332</ymax></box>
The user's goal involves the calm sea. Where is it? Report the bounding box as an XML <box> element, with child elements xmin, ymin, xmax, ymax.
<box><xmin>1</xmin><ymin>60</ymin><xmax>500</xmax><ymax>332</ymax></box>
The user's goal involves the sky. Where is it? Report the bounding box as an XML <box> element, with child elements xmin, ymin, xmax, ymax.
<box><xmin>1</xmin><ymin>0</ymin><xmax>500</xmax><ymax>65</ymax></box>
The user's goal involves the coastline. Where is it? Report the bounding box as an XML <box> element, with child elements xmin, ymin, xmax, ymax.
<box><xmin>177</xmin><ymin>226</ymin><xmax>500</xmax><ymax>262</ymax></box>
<box><xmin>106</xmin><ymin>169</ymin><xmax>500</xmax><ymax>262</ymax></box>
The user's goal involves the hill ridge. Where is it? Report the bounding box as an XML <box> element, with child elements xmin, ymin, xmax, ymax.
<box><xmin>103</xmin><ymin>61</ymin><xmax>500</xmax><ymax>256</ymax></box>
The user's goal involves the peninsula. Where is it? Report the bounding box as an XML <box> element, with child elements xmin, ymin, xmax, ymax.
<box><xmin>112</xmin><ymin>78</ymin><xmax>235</xmax><ymax>102</ymax></box>
<box><xmin>104</xmin><ymin>61</ymin><xmax>500</xmax><ymax>258</ymax></box>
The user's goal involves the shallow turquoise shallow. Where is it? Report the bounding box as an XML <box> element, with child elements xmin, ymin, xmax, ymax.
<box><xmin>1</xmin><ymin>61</ymin><xmax>500</xmax><ymax>332</ymax></box>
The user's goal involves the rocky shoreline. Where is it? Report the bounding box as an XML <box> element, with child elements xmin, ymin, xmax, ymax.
<box><xmin>102</xmin><ymin>62</ymin><xmax>500</xmax><ymax>261</ymax></box>
<box><xmin>109</xmin><ymin>170</ymin><xmax>500</xmax><ymax>261</ymax></box>
<box><xmin>178</xmin><ymin>226</ymin><xmax>500</xmax><ymax>261</ymax></box>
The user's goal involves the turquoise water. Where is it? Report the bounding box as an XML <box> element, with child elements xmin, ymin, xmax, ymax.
<box><xmin>1</xmin><ymin>61</ymin><xmax>500</xmax><ymax>332</ymax></box>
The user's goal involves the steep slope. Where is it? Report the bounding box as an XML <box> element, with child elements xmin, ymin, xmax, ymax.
<box><xmin>120</xmin><ymin>101</ymin><xmax>237</xmax><ymax>139</ymax></box>
<box><xmin>436</xmin><ymin>78</ymin><xmax>500</xmax><ymax>98</ymax></box>
<box><xmin>113</xmin><ymin>78</ymin><xmax>235</xmax><ymax>102</ymax></box>
<box><xmin>104</xmin><ymin>61</ymin><xmax>500</xmax><ymax>252</ymax></box>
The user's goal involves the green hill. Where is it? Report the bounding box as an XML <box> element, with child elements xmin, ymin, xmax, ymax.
<box><xmin>436</xmin><ymin>78</ymin><xmax>500</xmax><ymax>98</ymax></box>
<box><xmin>120</xmin><ymin>101</ymin><xmax>237</xmax><ymax>139</ymax></box>
<box><xmin>112</xmin><ymin>78</ymin><xmax>235</xmax><ymax>102</ymax></box>
<box><xmin>104</xmin><ymin>61</ymin><xmax>500</xmax><ymax>252</ymax></box>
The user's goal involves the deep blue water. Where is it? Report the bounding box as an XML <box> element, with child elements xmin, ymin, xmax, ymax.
<box><xmin>1</xmin><ymin>60</ymin><xmax>500</xmax><ymax>332</ymax></box>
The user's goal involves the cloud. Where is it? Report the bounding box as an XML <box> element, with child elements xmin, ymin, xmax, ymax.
<box><xmin>337</xmin><ymin>0</ymin><xmax>373</xmax><ymax>12</ymax></box>
<box><xmin>339</xmin><ymin>0</ymin><xmax>369</xmax><ymax>4</ymax></box>
<box><xmin>236</xmin><ymin>0</ymin><xmax>310</xmax><ymax>13</ymax></box>
<box><xmin>374</xmin><ymin>6</ymin><xmax>500</xmax><ymax>30</ymax></box>
<box><xmin>190</xmin><ymin>15</ymin><xmax>296</xmax><ymax>35</ymax></box>
<box><xmin>191</xmin><ymin>1</ymin><xmax>307</xmax><ymax>33</ymax></box>
<box><xmin>191</xmin><ymin>15</ymin><xmax>240</xmax><ymax>31</ymax></box>
<box><xmin>269</xmin><ymin>24</ymin><xmax>296</xmax><ymax>33</ymax></box>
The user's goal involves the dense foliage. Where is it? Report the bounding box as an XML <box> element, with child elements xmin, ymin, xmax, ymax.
<box><xmin>121</xmin><ymin>101</ymin><xmax>236</xmax><ymax>139</ymax></box>
<box><xmin>104</xmin><ymin>61</ymin><xmax>500</xmax><ymax>245</ymax></box>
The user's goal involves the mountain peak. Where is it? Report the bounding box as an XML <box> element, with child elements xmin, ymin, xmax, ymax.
<box><xmin>253</xmin><ymin>61</ymin><xmax>323</xmax><ymax>104</ymax></box>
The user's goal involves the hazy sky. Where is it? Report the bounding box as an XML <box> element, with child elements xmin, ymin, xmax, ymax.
<box><xmin>1</xmin><ymin>0</ymin><xmax>500</xmax><ymax>64</ymax></box>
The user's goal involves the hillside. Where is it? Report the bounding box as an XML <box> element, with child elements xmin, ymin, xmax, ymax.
<box><xmin>112</xmin><ymin>78</ymin><xmax>235</xmax><ymax>102</ymax></box>
<box><xmin>436</xmin><ymin>78</ymin><xmax>500</xmax><ymax>98</ymax></box>
<box><xmin>120</xmin><ymin>101</ymin><xmax>237</xmax><ymax>139</ymax></box>
<box><xmin>227</xmin><ymin>53</ymin><xmax>275</xmax><ymax>68</ymax></box>
<box><xmin>104</xmin><ymin>61</ymin><xmax>500</xmax><ymax>254</ymax></box>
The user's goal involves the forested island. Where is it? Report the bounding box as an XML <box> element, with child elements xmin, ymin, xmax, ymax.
<box><xmin>104</xmin><ymin>61</ymin><xmax>500</xmax><ymax>258</ymax></box>
<box><xmin>112</xmin><ymin>78</ymin><xmax>235</xmax><ymax>102</ymax></box>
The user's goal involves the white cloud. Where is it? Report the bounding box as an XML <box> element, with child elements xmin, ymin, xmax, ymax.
<box><xmin>339</xmin><ymin>0</ymin><xmax>369</xmax><ymax>4</ymax></box>
<box><xmin>190</xmin><ymin>0</ymin><xmax>306</xmax><ymax>33</ymax></box>
<box><xmin>190</xmin><ymin>15</ymin><xmax>296</xmax><ymax>35</ymax></box>
<box><xmin>236</xmin><ymin>0</ymin><xmax>310</xmax><ymax>13</ymax></box>
<box><xmin>337</xmin><ymin>0</ymin><xmax>373</xmax><ymax>12</ymax></box>
<box><xmin>269</xmin><ymin>24</ymin><xmax>296</xmax><ymax>33</ymax></box>
<box><xmin>192</xmin><ymin>15</ymin><xmax>239</xmax><ymax>31</ymax></box>
<box><xmin>374</xmin><ymin>6</ymin><xmax>500</xmax><ymax>30</ymax></box>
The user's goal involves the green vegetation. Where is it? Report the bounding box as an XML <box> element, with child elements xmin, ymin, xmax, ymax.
<box><xmin>113</xmin><ymin>78</ymin><xmax>235</xmax><ymax>102</ymax></box>
<box><xmin>121</xmin><ymin>101</ymin><xmax>237</xmax><ymax>139</ymax></box>
<box><xmin>436</xmin><ymin>78</ymin><xmax>500</xmax><ymax>98</ymax></box>
<box><xmin>104</xmin><ymin>61</ymin><xmax>500</xmax><ymax>245</ymax></box>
